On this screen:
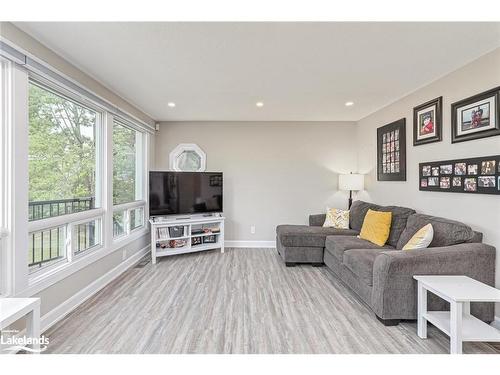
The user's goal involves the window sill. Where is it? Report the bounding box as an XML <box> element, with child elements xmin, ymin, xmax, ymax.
<box><xmin>19</xmin><ymin>227</ymin><xmax>149</xmax><ymax>298</ymax></box>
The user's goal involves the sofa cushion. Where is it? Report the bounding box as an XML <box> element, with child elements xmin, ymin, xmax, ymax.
<box><xmin>349</xmin><ymin>201</ymin><xmax>415</xmax><ymax>247</ymax></box>
<box><xmin>343</xmin><ymin>249</ymin><xmax>389</xmax><ymax>286</ymax></box>
<box><xmin>359</xmin><ymin>209</ymin><xmax>392</xmax><ymax>246</ymax></box>
<box><xmin>349</xmin><ymin>201</ymin><xmax>378</xmax><ymax>231</ymax></box>
<box><xmin>396</xmin><ymin>214</ymin><xmax>475</xmax><ymax>249</ymax></box>
<box><xmin>276</xmin><ymin>225</ymin><xmax>358</xmax><ymax>248</ymax></box>
<box><xmin>383</xmin><ymin>205</ymin><xmax>417</xmax><ymax>247</ymax></box>
<box><xmin>324</xmin><ymin>235</ymin><xmax>393</xmax><ymax>262</ymax></box>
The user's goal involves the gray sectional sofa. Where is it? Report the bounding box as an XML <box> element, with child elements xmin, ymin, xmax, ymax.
<box><xmin>276</xmin><ymin>200</ymin><xmax>496</xmax><ymax>325</ymax></box>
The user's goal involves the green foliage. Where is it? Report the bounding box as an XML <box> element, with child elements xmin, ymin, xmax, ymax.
<box><xmin>29</xmin><ymin>83</ymin><xmax>139</xmax><ymax>207</ymax></box>
<box><xmin>113</xmin><ymin>123</ymin><xmax>137</xmax><ymax>205</ymax></box>
<box><xmin>28</xmin><ymin>83</ymin><xmax>96</xmax><ymax>202</ymax></box>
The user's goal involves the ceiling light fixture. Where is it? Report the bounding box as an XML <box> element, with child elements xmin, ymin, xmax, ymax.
<box><xmin>345</xmin><ymin>101</ymin><xmax>354</xmax><ymax>107</ymax></box>
<box><xmin>168</xmin><ymin>102</ymin><xmax>176</xmax><ymax>108</ymax></box>
<box><xmin>256</xmin><ymin>101</ymin><xmax>264</xmax><ymax>107</ymax></box>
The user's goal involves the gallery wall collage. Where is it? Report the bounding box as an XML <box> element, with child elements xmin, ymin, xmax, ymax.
<box><xmin>377</xmin><ymin>86</ymin><xmax>500</xmax><ymax>195</ymax></box>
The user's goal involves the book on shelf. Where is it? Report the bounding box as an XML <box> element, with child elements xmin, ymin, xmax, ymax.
<box><xmin>157</xmin><ymin>227</ymin><xmax>170</xmax><ymax>240</ymax></box>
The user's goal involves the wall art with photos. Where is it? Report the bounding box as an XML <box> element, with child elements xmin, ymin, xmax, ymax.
<box><xmin>451</xmin><ymin>86</ymin><xmax>500</xmax><ymax>143</ymax></box>
<box><xmin>377</xmin><ymin>118</ymin><xmax>406</xmax><ymax>181</ymax></box>
<box><xmin>413</xmin><ymin>96</ymin><xmax>442</xmax><ymax>146</ymax></box>
<box><xmin>419</xmin><ymin>155</ymin><xmax>500</xmax><ymax>195</ymax></box>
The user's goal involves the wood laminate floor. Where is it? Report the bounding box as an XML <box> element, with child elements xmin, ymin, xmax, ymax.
<box><xmin>44</xmin><ymin>248</ymin><xmax>500</xmax><ymax>354</ymax></box>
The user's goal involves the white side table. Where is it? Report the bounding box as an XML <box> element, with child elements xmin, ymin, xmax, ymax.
<box><xmin>0</xmin><ymin>298</ymin><xmax>41</xmax><ymax>354</ymax></box>
<box><xmin>414</xmin><ymin>275</ymin><xmax>500</xmax><ymax>354</ymax></box>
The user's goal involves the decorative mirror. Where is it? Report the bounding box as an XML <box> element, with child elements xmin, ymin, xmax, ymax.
<box><xmin>169</xmin><ymin>143</ymin><xmax>206</xmax><ymax>172</ymax></box>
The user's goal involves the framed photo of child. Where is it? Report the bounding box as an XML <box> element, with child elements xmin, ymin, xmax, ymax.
<box><xmin>413</xmin><ymin>96</ymin><xmax>442</xmax><ymax>146</ymax></box>
<box><xmin>451</xmin><ymin>86</ymin><xmax>500</xmax><ymax>143</ymax></box>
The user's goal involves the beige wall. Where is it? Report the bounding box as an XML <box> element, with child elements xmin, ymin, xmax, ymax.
<box><xmin>356</xmin><ymin>48</ymin><xmax>500</xmax><ymax>317</ymax></box>
<box><xmin>155</xmin><ymin>121</ymin><xmax>358</xmax><ymax>241</ymax></box>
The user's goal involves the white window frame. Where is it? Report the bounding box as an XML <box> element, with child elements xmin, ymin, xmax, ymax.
<box><xmin>26</xmin><ymin>77</ymin><xmax>105</xmax><ymax>277</ymax></box>
<box><xmin>0</xmin><ymin>58</ymin><xmax>13</xmax><ymax>296</ymax></box>
<box><xmin>0</xmin><ymin>52</ymin><xmax>151</xmax><ymax>297</ymax></box>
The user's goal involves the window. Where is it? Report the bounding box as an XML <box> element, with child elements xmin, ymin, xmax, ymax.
<box><xmin>73</xmin><ymin>218</ymin><xmax>101</xmax><ymax>256</ymax></box>
<box><xmin>28</xmin><ymin>82</ymin><xmax>98</xmax><ymax>220</ymax></box>
<box><xmin>112</xmin><ymin>121</ymin><xmax>145</xmax><ymax>238</ymax></box>
<box><xmin>27</xmin><ymin>80</ymin><xmax>104</xmax><ymax>272</ymax></box>
<box><xmin>1</xmin><ymin>44</ymin><xmax>151</xmax><ymax>292</ymax></box>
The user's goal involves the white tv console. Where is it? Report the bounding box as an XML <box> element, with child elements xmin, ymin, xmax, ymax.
<box><xmin>149</xmin><ymin>214</ymin><xmax>225</xmax><ymax>264</ymax></box>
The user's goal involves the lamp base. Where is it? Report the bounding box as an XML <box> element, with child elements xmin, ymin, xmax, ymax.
<box><xmin>348</xmin><ymin>190</ymin><xmax>353</xmax><ymax>209</ymax></box>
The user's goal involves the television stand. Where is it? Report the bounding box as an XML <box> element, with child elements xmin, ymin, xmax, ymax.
<box><xmin>149</xmin><ymin>215</ymin><xmax>225</xmax><ymax>264</ymax></box>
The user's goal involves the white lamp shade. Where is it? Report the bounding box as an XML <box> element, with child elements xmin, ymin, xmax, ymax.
<box><xmin>339</xmin><ymin>174</ymin><xmax>364</xmax><ymax>191</ymax></box>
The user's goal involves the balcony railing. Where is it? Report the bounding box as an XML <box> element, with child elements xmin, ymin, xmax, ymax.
<box><xmin>29</xmin><ymin>197</ymin><xmax>95</xmax><ymax>222</ymax></box>
<box><xmin>27</xmin><ymin>197</ymin><xmax>137</xmax><ymax>271</ymax></box>
<box><xmin>28</xmin><ymin>197</ymin><xmax>112</xmax><ymax>270</ymax></box>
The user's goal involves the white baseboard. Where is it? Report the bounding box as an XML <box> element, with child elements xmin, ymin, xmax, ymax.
<box><xmin>225</xmin><ymin>240</ymin><xmax>276</xmax><ymax>248</ymax></box>
<box><xmin>492</xmin><ymin>316</ymin><xmax>500</xmax><ymax>330</ymax></box>
<box><xmin>40</xmin><ymin>246</ymin><xmax>149</xmax><ymax>333</ymax></box>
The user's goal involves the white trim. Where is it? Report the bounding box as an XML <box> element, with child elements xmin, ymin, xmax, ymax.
<box><xmin>40</xmin><ymin>245</ymin><xmax>149</xmax><ymax>333</ymax></box>
<box><xmin>19</xmin><ymin>228</ymin><xmax>148</xmax><ymax>297</ymax></box>
<box><xmin>113</xmin><ymin>200</ymin><xmax>146</xmax><ymax>212</ymax></box>
<box><xmin>27</xmin><ymin>208</ymin><xmax>105</xmax><ymax>233</ymax></box>
<box><xmin>225</xmin><ymin>240</ymin><xmax>276</xmax><ymax>248</ymax></box>
<box><xmin>169</xmin><ymin>143</ymin><xmax>206</xmax><ymax>172</ymax></box>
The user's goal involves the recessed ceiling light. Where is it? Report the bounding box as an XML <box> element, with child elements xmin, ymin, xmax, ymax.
<box><xmin>167</xmin><ymin>102</ymin><xmax>176</xmax><ymax>108</ymax></box>
<box><xmin>256</xmin><ymin>101</ymin><xmax>264</xmax><ymax>107</ymax></box>
<box><xmin>345</xmin><ymin>101</ymin><xmax>354</xmax><ymax>107</ymax></box>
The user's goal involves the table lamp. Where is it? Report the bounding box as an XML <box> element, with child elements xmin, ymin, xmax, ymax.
<box><xmin>339</xmin><ymin>173</ymin><xmax>364</xmax><ymax>209</ymax></box>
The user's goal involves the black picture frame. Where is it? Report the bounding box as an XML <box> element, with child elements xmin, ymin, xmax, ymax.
<box><xmin>377</xmin><ymin>118</ymin><xmax>406</xmax><ymax>181</ymax></box>
<box><xmin>451</xmin><ymin>86</ymin><xmax>500</xmax><ymax>143</ymax></box>
<box><xmin>413</xmin><ymin>96</ymin><xmax>442</xmax><ymax>146</ymax></box>
<box><xmin>419</xmin><ymin>155</ymin><xmax>500</xmax><ymax>195</ymax></box>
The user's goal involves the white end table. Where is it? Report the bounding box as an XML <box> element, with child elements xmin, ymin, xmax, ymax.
<box><xmin>0</xmin><ymin>298</ymin><xmax>41</xmax><ymax>354</ymax></box>
<box><xmin>414</xmin><ymin>275</ymin><xmax>500</xmax><ymax>354</ymax></box>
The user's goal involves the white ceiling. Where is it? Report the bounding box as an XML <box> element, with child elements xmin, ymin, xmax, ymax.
<box><xmin>14</xmin><ymin>22</ymin><xmax>500</xmax><ymax>122</ymax></box>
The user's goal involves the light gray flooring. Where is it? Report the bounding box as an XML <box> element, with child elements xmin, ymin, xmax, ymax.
<box><xmin>45</xmin><ymin>248</ymin><xmax>500</xmax><ymax>354</ymax></box>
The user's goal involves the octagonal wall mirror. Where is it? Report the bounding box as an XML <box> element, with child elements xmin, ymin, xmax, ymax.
<box><xmin>169</xmin><ymin>143</ymin><xmax>207</xmax><ymax>172</ymax></box>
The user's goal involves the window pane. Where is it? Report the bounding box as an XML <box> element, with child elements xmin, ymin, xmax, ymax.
<box><xmin>28</xmin><ymin>82</ymin><xmax>98</xmax><ymax>221</ymax></box>
<box><xmin>130</xmin><ymin>207</ymin><xmax>144</xmax><ymax>231</ymax></box>
<box><xmin>113</xmin><ymin>122</ymin><xmax>139</xmax><ymax>205</ymax></box>
<box><xmin>28</xmin><ymin>225</ymin><xmax>67</xmax><ymax>272</ymax></box>
<box><xmin>73</xmin><ymin>219</ymin><xmax>101</xmax><ymax>256</ymax></box>
<box><xmin>113</xmin><ymin>210</ymin><xmax>126</xmax><ymax>238</ymax></box>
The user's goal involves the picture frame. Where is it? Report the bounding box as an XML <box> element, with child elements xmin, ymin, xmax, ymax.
<box><xmin>413</xmin><ymin>96</ymin><xmax>442</xmax><ymax>146</ymax></box>
<box><xmin>451</xmin><ymin>86</ymin><xmax>500</xmax><ymax>143</ymax></box>
<box><xmin>377</xmin><ymin>118</ymin><xmax>406</xmax><ymax>181</ymax></box>
<box><xmin>419</xmin><ymin>154</ymin><xmax>500</xmax><ymax>195</ymax></box>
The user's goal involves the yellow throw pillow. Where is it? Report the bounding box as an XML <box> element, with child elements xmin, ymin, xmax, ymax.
<box><xmin>323</xmin><ymin>207</ymin><xmax>349</xmax><ymax>229</ymax></box>
<box><xmin>359</xmin><ymin>209</ymin><xmax>392</xmax><ymax>246</ymax></box>
<box><xmin>403</xmin><ymin>224</ymin><xmax>434</xmax><ymax>250</ymax></box>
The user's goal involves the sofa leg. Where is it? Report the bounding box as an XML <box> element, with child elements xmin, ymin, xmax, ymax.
<box><xmin>285</xmin><ymin>262</ymin><xmax>297</xmax><ymax>267</ymax></box>
<box><xmin>376</xmin><ymin>316</ymin><xmax>400</xmax><ymax>326</ymax></box>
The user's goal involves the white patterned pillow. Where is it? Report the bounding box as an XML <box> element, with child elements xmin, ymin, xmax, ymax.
<box><xmin>323</xmin><ymin>207</ymin><xmax>349</xmax><ymax>229</ymax></box>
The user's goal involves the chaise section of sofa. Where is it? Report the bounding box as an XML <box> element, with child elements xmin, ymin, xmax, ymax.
<box><xmin>276</xmin><ymin>224</ymin><xmax>358</xmax><ymax>265</ymax></box>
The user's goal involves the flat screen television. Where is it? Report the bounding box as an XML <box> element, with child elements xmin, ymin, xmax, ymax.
<box><xmin>149</xmin><ymin>171</ymin><xmax>223</xmax><ymax>216</ymax></box>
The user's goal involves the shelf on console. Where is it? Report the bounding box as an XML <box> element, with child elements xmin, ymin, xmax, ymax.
<box><xmin>424</xmin><ymin>311</ymin><xmax>500</xmax><ymax>342</ymax></box>
<box><xmin>149</xmin><ymin>215</ymin><xmax>225</xmax><ymax>264</ymax></box>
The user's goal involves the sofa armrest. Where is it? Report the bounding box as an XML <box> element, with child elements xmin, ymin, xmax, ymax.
<box><xmin>309</xmin><ymin>214</ymin><xmax>326</xmax><ymax>226</ymax></box>
<box><xmin>371</xmin><ymin>243</ymin><xmax>496</xmax><ymax>321</ymax></box>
